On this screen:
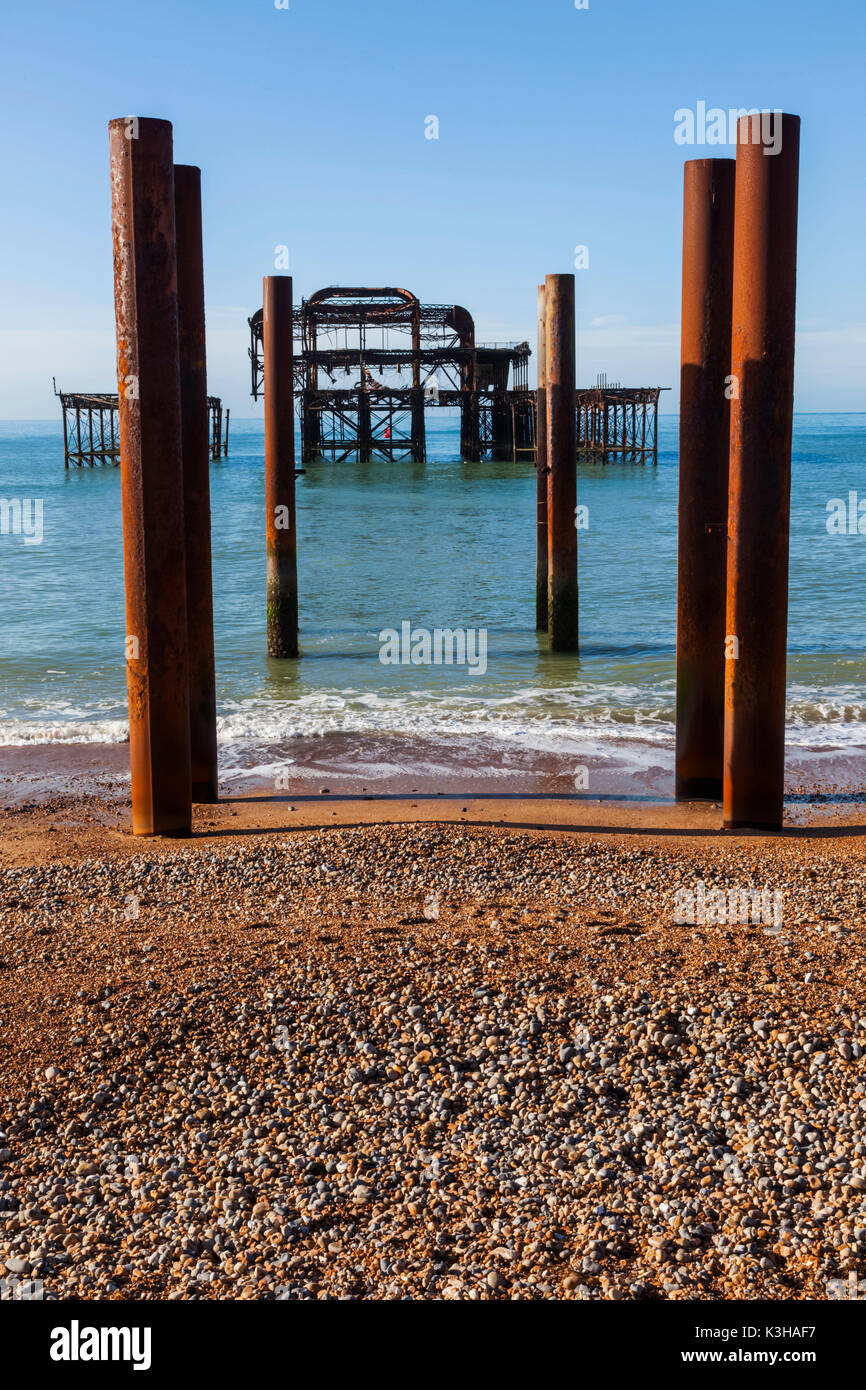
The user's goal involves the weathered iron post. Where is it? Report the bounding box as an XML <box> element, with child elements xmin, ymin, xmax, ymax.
<box><xmin>675</xmin><ymin>158</ymin><xmax>736</xmax><ymax>801</ymax></box>
<box><xmin>174</xmin><ymin>164</ymin><xmax>219</xmax><ymax>804</ymax></box>
<box><xmin>357</xmin><ymin>387</ymin><xmax>372</xmax><ymax>463</ymax></box>
<box><xmin>448</xmin><ymin>305</ymin><xmax>478</xmax><ymax>463</ymax></box>
<box><xmin>724</xmin><ymin>113</ymin><xmax>800</xmax><ymax>830</ymax></box>
<box><xmin>535</xmin><ymin>283</ymin><xmax>548</xmax><ymax>631</ymax></box>
<box><xmin>411</xmin><ymin>388</ymin><xmax>426</xmax><ymax>462</ymax></box>
<box><xmin>545</xmin><ymin>273</ymin><xmax>579</xmax><ymax>651</ymax></box>
<box><xmin>223</xmin><ymin>407</ymin><xmax>230</xmax><ymax>456</ymax></box>
<box><xmin>109</xmin><ymin>116</ymin><xmax>191</xmax><ymax>836</ymax></box>
<box><xmin>490</xmin><ymin>386</ymin><xmax>513</xmax><ymax>461</ymax></box>
<box><xmin>263</xmin><ymin>274</ymin><xmax>299</xmax><ymax>658</ymax></box>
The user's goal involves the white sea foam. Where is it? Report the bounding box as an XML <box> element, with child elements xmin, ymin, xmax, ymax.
<box><xmin>2</xmin><ymin>685</ymin><xmax>866</xmax><ymax>756</ymax></box>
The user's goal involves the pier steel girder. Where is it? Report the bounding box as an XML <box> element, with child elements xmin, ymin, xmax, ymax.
<box><xmin>574</xmin><ymin>387</ymin><xmax>666</xmax><ymax>464</ymax></box>
<box><xmin>247</xmin><ymin>287</ymin><xmax>530</xmax><ymax>464</ymax></box>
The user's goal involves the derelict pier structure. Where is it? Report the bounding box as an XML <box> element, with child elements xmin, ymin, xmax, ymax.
<box><xmin>53</xmin><ymin>381</ymin><xmax>229</xmax><ymax>466</ymax></box>
<box><xmin>248</xmin><ymin>286</ymin><xmax>532</xmax><ymax>464</ymax></box>
<box><xmin>576</xmin><ymin>380</ymin><xmax>667</xmax><ymax>463</ymax></box>
<box><xmin>248</xmin><ymin>287</ymin><xmax>665</xmax><ymax>465</ymax></box>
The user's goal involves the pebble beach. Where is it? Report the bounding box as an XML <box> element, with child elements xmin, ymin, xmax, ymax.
<box><xmin>2</xmin><ymin>804</ymin><xmax>866</xmax><ymax>1301</ymax></box>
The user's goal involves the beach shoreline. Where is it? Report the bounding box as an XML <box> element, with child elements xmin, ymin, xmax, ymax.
<box><xmin>3</xmin><ymin>732</ymin><xmax>866</xmax><ymax>818</ymax></box>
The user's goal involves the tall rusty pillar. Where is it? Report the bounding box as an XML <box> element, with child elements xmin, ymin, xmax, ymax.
<box><xmin>535</xmin><ymin>283</ymin><xmax>548</xmax><ymax>631</ymax></box>
<box><xmin>675</xmin><ymin>158</ymin><xmax>736</xmax><ymax>802</ymax></box>
<box><xmin>724</xmin><ymin>113</ymin><xmax>800</xmax><ymax>830</ymax></box>
<box><xmin>263</xmin><ymin>275</ymin><xmax>298</xmax><ymax>658</ymax></box>
<box><xmin>545</xmin><ymin>273</ymin><xmax>579</xmax><ymax>651</ymax></box>
<box><xmin>109</xmin><ymin>116</ymin><xmax>191</xmax><ymax>837</ymax></box>
<box><xmin>174</xmin><ymin>164</ymin><xmax>219</xmax><ymax>804</ymax></box>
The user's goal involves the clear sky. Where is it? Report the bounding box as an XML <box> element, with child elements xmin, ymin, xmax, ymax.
<box><xmin>1</xmin><ymin>0</ymin><xmax>864</xmax><ymax>416</ymax></box>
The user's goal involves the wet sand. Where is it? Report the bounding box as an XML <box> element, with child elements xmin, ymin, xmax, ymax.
<box><xmin>2</xmin><ymin>732</ymin><xmax>866</xmax><ymax>831</ymax></box>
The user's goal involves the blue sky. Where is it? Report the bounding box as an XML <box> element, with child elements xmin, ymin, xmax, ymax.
<box><xmin>1</xmin><ymin>0</ymin><xmax>864</xmax><ymax>416</ymax></box>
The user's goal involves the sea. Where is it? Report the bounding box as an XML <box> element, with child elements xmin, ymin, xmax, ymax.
<box><xmin>1</xmin><ymin>413</ymin><xmax>864</xmax><ymax>802</ymax></box>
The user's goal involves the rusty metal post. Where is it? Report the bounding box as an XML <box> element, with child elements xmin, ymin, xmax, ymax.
<box><xmin>357</xmin><ymin>387</ymin><xmax>372</xmax><ymax>462</ymax></box>
<box><xmin>223</xmin><ymin>407</ymin><xmax>230</xmax><ymax>456</ymax></box>
<box><xmin>535</xmin><ymin>283</ymin><xmax>548</xmax><ymax>631</ymax></box>
<box><xmin>263</xmin><ymin>275</ymin><xmax>298</xmax><ymax>658</ymax></box>
<box><xmin>675</xmin><ymin>158</ymin><xmax>736</xmax><ymax>801</ymax></box>
<box><xmin>109</xmin><ymin>117</ymin><xmax>191</xmax><ymax>836</ymax></box>
<box><xmin>174</xmin><ymin>164</ymin><xmax>219</xmax><ymax>804</ymax></box>
<box><xmin>411</xmin><ymin>385</ymin><xmax>426</xmax><ymax>462</ymax></box>
<box><xmin>724</xmin><ymin>113</ymin><xmax>800</xmax><ymax>830</ymax></box>
<box><xmin>545</xmin><ymin>273</ymin><xmax>579</xmax><ymax>651</ymax></box>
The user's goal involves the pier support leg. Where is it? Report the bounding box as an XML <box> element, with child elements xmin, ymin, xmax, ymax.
<box><xmin>545</xmin><ymin>273</ymin><xmax>579</xmax><ymax>652</ymax></box>
<box><xmin>411</xmin><ymin>385</ymin><xmax>426</xmax><ymax>462</ymax></box>
<box><xmin>301</xmin><ymin>390</ymin><xmax>320</xmax><ymax>463</ymax></box>
<box><xmin>460</xmin><ymin>391</ymin><xmax>479</xmax><ymax>462</ymax></box>
<box><xmin>357</xmin><ymin>389</ymin><xmax>372</xmax><ymax>462</ymax></box>
<box><xmin>175</xmin><ymin>164</ymin><xmax>219</xmax><ymax>804</ymax></box>
<box><xmin>723</xmin><ymin>114</ymin><xmax>800</xmax><ymax>830</ymax></box>
<box><xmin>675</xmin><ymin>158</ymin><xmax>735</xmax><ymax>802</ymax></box>
<box><xmin>490</xmin><ymin>394</ymin><xmax>512</xmax><ymax>461</ymax></box>
<box><xmin>109</xmin><ymin>116</ymin><xmax>191</xmax><ymax>837</ymax></box>
<box><xmin>263</xmin><ymin>275</ymin><xmax>299</xmax><ymax>658</ymax></box>
<box><xmin>535</xmin><ymin>283</ymin><xmax>548</xmax><ymax>631</ymax></box>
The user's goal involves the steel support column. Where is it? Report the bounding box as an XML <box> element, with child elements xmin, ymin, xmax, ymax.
<box><xmin>545</xmin><ymin>273</ymin><xmax>579</xmax><ymax>651</ymax></box>
<box><xmin>109</xmin><ymin>116</ymin><xmax>191</xmax><ymax>836</ymax></box>
<box><xmin>175</xmin><ymin>164</ymin><xmax>219</xmax><ymax>804</ymax></box>
<box><xmin>263</xmin><ymin>275</ymin><xmax>299</xmax><ymax>658</ymax></box>
<box><xmin>675</xmin><ymin>158</ymin><xmax>736</xmax><ymax>801</ymax></box>
<box><xmin>535</xmin><ymin>283</ymin><xmax>548</xmax><ymax>631</ymax></box>
<box><xmin>723</xmin><ymin>114</ymin><xmax>800</xmax><ymax>830</ymax></box>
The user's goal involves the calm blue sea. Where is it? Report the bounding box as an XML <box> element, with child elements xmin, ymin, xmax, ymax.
<box><xmin>1</xmin><ymin>413</ymin><xmax>865</xmax><ymax>788</ymax></box>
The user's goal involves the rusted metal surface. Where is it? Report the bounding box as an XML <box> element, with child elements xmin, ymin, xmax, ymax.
<box><xmin>52</xmin><ymin>385</ymin><xmax>118</xmax><ymax>465</ymax></box>
<box><xmin>109</xmin><ymin>116</ymin><xmax>191</xmax><ymax>836</ymax></box>
<box><xmin>675</xmin><ymin>158</ymin><xmax>735</xmax><ymax>801</ymax></box>
<box><xmin>535</xmin><ymin>283</ymin><xmax>548</xmax><ymax>631</ymax></box>
<box><xmin>53</xmin><ymin>384</ymin><xmax>226</xmax><ymax>466</ymax></box>
<box><xmin>545</xmin><ymin>273</ymin><xmax>579</xmax><ymax>652</ymax></box>
<box><xmin>263</xmin><ymin>275</ymin><xmax>298</xmax><ymax>658</ymax></box>
<box><xmin>575</xmin><ymin>385</ymin><xmax>666</xmax><ymax>463</ymax></box>
<box><xmin>723</xmin><ymin>113</ymin><xmax>800</xmax><ymax>830</ymax></box>
<box><xmin>245</xmin><ymin>287</ymin><xmax>660</xmax><ymax>468</ymax></box>
<box><xmin>175</xmin><ymin>164</ymin><xmax>219</xmax><ymax>804</ymax></box>
<box><xmin>248</xmin><ymin>289</ymin><xmax>529</xmax><ymax>464</ymax></box>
